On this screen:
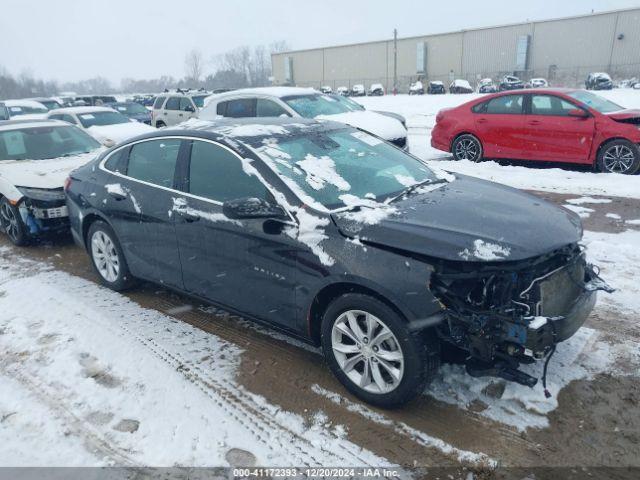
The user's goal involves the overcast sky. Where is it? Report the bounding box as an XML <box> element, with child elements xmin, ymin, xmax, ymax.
<box><xmin>2</xmin><ymin>0</ymin><xmax>639</xmax><ymax>84</ymax></box>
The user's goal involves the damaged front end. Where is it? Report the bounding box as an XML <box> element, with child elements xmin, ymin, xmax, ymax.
<box><xmin>15</xmin><ymin>187</ymin><xmax>69</xmax><ymax>236</ymax></box>
<box><xmin>430</xmin><ymin>243</ymin><xmax>613</xmax><ymax>390</ymax></box>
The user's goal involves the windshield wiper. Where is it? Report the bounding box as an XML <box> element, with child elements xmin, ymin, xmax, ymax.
<box><xmin>388</xmin><ymin>178</ymin><xmax>447</xmax><ymax>203</ymax></box>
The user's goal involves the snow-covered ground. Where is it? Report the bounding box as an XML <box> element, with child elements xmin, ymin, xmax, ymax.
<box><xmin>357</xmin><ymin>89</ymin><xmax>640</xmax><ymax>197</ymax></box>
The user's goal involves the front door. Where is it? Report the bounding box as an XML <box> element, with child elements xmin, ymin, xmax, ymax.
<box><xmin>174</xmin><ymin>139</ymin><xmax>299</xmax><ymax>328</ymax></box>
<box><xmin>522</xmin><ymin>94</ymin><xmax>595</xmax><ymax>164</ymax></box>
<box><xmin>163</xmin><ymin>96</ymin><xmax>181</xmax><ymax>126</ymax></box>
<box><xmin>474</xmin><ymin>94</ymin><xmax>526</xmax><ymax>159</ymax></box>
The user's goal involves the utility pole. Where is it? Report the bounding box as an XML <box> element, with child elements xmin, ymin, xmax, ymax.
<box><xmin>393</xmin><ymin>28</ymin><xmax>398</xmax><ymax>95</ymax></box>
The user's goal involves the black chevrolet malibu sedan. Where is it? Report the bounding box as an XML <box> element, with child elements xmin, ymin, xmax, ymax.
<box><xmin>65</xmin><ymin>118</ymin><xmax>610</xmax><ymax>407</ymax></box>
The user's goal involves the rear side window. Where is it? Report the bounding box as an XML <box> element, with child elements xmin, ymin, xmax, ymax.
<box><xmin>223</xmin><ymin>98</ymin><xmax>256</xmax><ymax>118</ymax></box>
<box><xmin>256</xmin><ymin>99</ymin><xmax>289</xmax><ymax>117</ymax></box>
<box><xmin>483</xmin><ymin>95</ymin><xmax>524</xmax><ymax>114</ymax></box>
<box><xmin>188</xmin><ymin>140</ymin><xmax>267</xmax><ymax>201</ymax></box>
<box><xmin>126</xmin><ymin>139</ymin><xmax>182</xmax><ymax>188</ymax></box>
<box><xmin>165</xmin><ymin>97</ymin><xmax>180</xmax><ymax>111</ymax></box>
<box><xmin>153</xmin><ymin>97</ymin><xmax>165</xmax><ymax>109</ymax></box>
<box><xmin>104</xmin><ymin>148</ymin><xmax>128</xmax><ymax>173</ymax></box>
<box><xmin>530</xmin><ymin>95</ymin><xmax>579</xmax><ymax>116</ymax></box>
<box><xmin>179</xmin><ymin>97</ymin><xmax>194</xmax><ymax>111</ymax></box>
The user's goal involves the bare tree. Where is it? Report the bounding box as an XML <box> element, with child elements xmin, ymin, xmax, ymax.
<box><xmin>184</xmin><ymin>49</ymin><xmax>204</xmax><ymax>83</ymax></box>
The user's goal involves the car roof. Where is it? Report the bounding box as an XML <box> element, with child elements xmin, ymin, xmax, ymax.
<box><xmin>50</xmin><ymin>106</ymin><xmax>115</xmax><ymax>115</ymax></box>
<box><xmin>0</xmin><ymin>119</ymin><xmax>67</xmax><ymax>132</ymax></box>
<box><xmin>4</xmin><ymin>99</ymin><xmax>48</xmax><ymax>108</ymax></box>
<box><xmin>121</xmin><ymin>117</ymin><xmax>346</xmax><ymax>146</ymax></box>
<box><xmin>207</xmin><ymin>86</ymin><xmax>317</xmax><ymax>102</ymax></box>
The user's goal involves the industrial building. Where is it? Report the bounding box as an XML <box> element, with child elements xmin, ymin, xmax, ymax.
<box><xmin>271</xmin><ymin>7</ymin><xmax>640</xmax><ymax>92</ymax></box>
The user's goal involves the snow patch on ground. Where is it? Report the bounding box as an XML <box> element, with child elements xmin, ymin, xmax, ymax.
<box><xmin>566</xmin><ymin>197</ymin><xmax>612</xmax><ymax>205</ymax></box>
<box><xmin>563</xmin><ymin>204</ymin><xmax>594</xmax><ymax>218</ymax></box>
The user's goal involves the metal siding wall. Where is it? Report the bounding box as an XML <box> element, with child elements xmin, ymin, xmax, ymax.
<box><xmin>287</xmin><ymin>50</ymin><xmax>324</xmax><ymax>86</ymax></box>
<box><xmin>323</xmin><ymin>42</ymin><xmax>388</xmax><ymax>87</ymax></box>
<box><xmin>530</xmin><ymin>14</ymin><xmax>617</xmax><ymax>71</ymax></box>
<box><xmin>462</xmin><ymin>24</ymin><xmax>533</xmax><ymax>78</ymax></box>
<box><xmin>610</xmin><ymin>10</ymin><xmax>640</xmax><ymax>71</ymax></box>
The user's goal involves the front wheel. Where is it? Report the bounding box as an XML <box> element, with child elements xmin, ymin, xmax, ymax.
<box><xmin>87</xmin><ymin>221</ymin><xmax>136</xmax><ymax>291</ymax></box>
<box><xmin>0</xmin><ymin>198</ymin><xmax>29</xmax><ymax>246</ymax></box>
<box><xmin>321</xmin><ymin>293</ymin><xmax>440</xmax><ymax>408</ymax></box>
<box><xmin>597</xmin><ymin>140</ymin><xmax>640</xmax><ymax>174</ymax></box>
<box><xmin>452</xmin><ymin>134</ymin><xmax>483</xmax><ymax>162</ymax></box>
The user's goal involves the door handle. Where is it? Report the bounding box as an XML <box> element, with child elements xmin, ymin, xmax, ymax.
<box><xmin>528</xmin><ymin>120</ymin><xmax>541</xmax><ymax>125</ymax></box>
<box><xmin>163</xmin><ymin>112</ymin><xmax>168</xmax><ymax>115</ymax></box>
<box><xmin>477</xmin><ymin>118</ymin><xmax>488</xmax><ymax>124</ymax></box>
<box><xmin>178</xmin><ymin>113</ymin><xmax>183</xmax><ymax>117</ymax></box>
<box><xmin>178</xmin><ymin>210</ymin><xmax>200</xmax><ymax>222</ymax></box>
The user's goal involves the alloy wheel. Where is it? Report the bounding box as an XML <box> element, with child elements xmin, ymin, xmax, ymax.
<box><xmin>331</xmin><ymin>310</ymin><xmax>404</xmax><ymax>394</ymax></box>
<box><xmin>91</xmin><ymin>230</ymin><xmax>120</xmax><ymax>282</ymax></box>
<box><xmin>455</xmin><ymin>138</ymin><xmax>479</xmax><ymax>161</ymax></box>
<box><xmin>603</xmin><ymin>145</ymin><xmax>636</xmax><ymax>173</ymax></box>
<box><xmin>0</xmin><ymin>203</ymin><xmax>20</xmax><ymax>242</ymax></box>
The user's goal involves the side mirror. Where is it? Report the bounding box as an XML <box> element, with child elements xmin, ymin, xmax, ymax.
<box><xmin>184</xmin><ymin>105</ymin><xmax>196</xmax><ymax>113</ymax></box>
<box><xmin>568</xmin><ymin>108</ymin><xmax>589</xmax><ymax>118</ymax></box>
<box><xmin>222</xmin><ymin>197</ymin><xmax>287</xmax><ymax>220</ymax></box>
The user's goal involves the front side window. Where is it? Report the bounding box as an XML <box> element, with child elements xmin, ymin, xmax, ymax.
<box><xmin>482</xmin><ymin>95</ymin><xmax>524</xmax><ymax>114</ymax></box>
<box><xmin>282</xmin><ymin>94</ymin><xmax>351</xmax><ymax>118</ymax></box>
<box><xmin>165</xmin><ymin>97</ymin><xmax>180</xmax><ymax>111</ymax></box>
<box><xmin>77</xmin><ymin>111</ymin><xmax>130</xmax><ymax>128</ymax></box>
<box><xmin>126</xmin><ymin>139</ymin><xmax>181</xmax><ymax>188</ymax></box>
<box><xmin>256</xmin><ymin>99</ymin><xmax>289</xmax><ymax>117</ymax></box>
<box><xmin>224</xmin><ymin>99</ymin><xmax>256</xmax><ymax>118</ymax></box>
<box><xmin>153</xmin><ymin>96</ymin><xmax>166</xmax><ymax>109</ymax></box>
<box><xmin>0</xmin><ymin>125</ymin><xmax>100</xmax><ymax>160</ymax></box>
<box><xmin>188</xmin><ymin>140</ymin><xmax>267</xmax><ymax>201</ymax></box>
<box><xmin>255</xmin><ymin>128</ymin><xmax>438</xmax><ymax>210</ymax></box>
<box><xmin>191</xmin><ymin>95</ymin><xmax>209</xmax><ymax>108</ymax></box>
<box><xmin>530</xmin><ymin>95</ymin><xmax>579</xmax><ymax>116</ymax></box>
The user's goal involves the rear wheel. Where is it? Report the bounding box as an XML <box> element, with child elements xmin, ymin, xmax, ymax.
<box><xmin>597</xmin><ymin>139</ymin><xmax>640</xmax><ymax>174</ymax></box>
<box><xmin>87</xmin><ymin>221</ymin><xmax>136</xmax><ymax>291</ymax></box>
<box><xmin>0</xmin><ymin>198</ymin><xmax>29</xmax><ymax>246</ymax></box>
<box><xmin>155</xmin><ymin>120</ymin><xmax>166</xmax><ymax>128</ymax></box>
<box><xmin>321</xmin><ymin>293</ymin><xmax>440</xmax><ymax>408</ymax></box>
<box><xmin>452</xmin><ymin>134</ymin><xmax>483</xmax><ymax>162</ymax></box>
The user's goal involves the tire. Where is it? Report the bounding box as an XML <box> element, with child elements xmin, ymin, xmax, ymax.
<box><xmin>321</xmin><ymin>293</ymin><xmax>440</xmax><ymax>408</ymax></box>
<box><xmin>155</xmin><ymin>120</ymin><xmax>166</xmax><ymax>128</ymax></box>
<box><xmin>452</xmin><ymin>134</ymin><xmax>483</xmax><ymax>162</ymax></box>
<box><xmin>87</xmin><ymin>220</ymin><xmax>136</xmax><ymax>291</ymax></box>
<box><xmin>0</xmin><ymin>198</ymin><xmax>29</xmax><ymax>246</ymax></box>
<box><xmin>597</xmin><ymin>139</ymin><xmax>640</xmax><ymax>174</ymax></box>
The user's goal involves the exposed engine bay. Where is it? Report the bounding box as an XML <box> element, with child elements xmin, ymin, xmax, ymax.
<box><xmin>430</xmin><ymin>243</ymin><xmax>613</xmax><ymax>389</ymax></box>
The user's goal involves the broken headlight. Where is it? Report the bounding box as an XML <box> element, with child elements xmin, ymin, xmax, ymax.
<box><xmin>17</xmin><ymin>187</ymin><xmax>66</xmax><ymax>202</ymax></box>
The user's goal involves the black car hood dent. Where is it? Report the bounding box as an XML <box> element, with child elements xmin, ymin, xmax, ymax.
<box><xmin>332</xmin><ymin>175</ymin><xmax>582</xmax><ymax>263</ymax></box>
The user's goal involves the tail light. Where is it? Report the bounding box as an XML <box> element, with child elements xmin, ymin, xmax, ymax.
<box><xmin>64</xmin><ymin>177</ymin><xmax>72</xmax><ymax>192</ymax></box>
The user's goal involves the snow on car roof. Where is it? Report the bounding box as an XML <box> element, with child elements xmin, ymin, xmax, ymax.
<box><xmin>210</xmin><ymin>86</ymin><xmax>317</xmax><ymax>99</ymax></box>
<box><xmin>50</xmin><ymin>106</ymin><xmax>116</xmax><ymax>115</ymax></box>
<box><xmin>4</xmin><ymin>99</ymin><xmax>48</xmax><ymax>109</ymax></box>
<box><xmin>0</xmin><ymin>119</ymin><xmax>66</xmax><ymax>132</ymax></box>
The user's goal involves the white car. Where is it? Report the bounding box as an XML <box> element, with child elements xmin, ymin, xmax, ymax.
<box><xmin>351</xmin><ymin>84</ymin><xmax>366</xmax><ymax>97</ymax></box>
<box><xmin>4</xmin><ymin>100</ymin><xmax>49</xmax><ymax>120</ymax></box>
<box><xmin>151</xmin><ymin>91</ymin><xmax>211</xmax><ymax>127</ymax></box>
<box><xmin>0</xmin><ymin>119</ymin><xmax>103</xmax><ymax>245</ymax></box>
<box><xmin>336</xmin><ymin>86</ymin><xmax>349</xmax><ymax>96</ymax></box>
<box><xmin>319</xmin><ymin>86</ymin><xmax>333</xmax><ymax>94</ymax></box>
<box><xmin>368</xmin><ymin>83</ymin><xmax>385</xmax><ymax>96</ymax></box>
<box><xmin>198</xmin><ymin>87</ymin><xmax>408</xmax><ymax>149</ymax></box>
<box><xmin>528</xmin><ymin>78</ymin><xmax>549</xmax><ymax>88</ymax></box>
<box><xmin>409</xmin><ymin>81</ymin><xmax>424</xmax><ymax>95</ymax></box>
<box><xmin>47</xmin><ymin>106</ymin><xmax>154</xmax><ymax>147</ymax></box>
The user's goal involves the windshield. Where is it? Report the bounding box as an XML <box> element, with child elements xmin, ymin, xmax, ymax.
<box><xmin>8</xmin><ymin>105</ymin><xmax>48</xmax><ymax>115</ymax></box>
<box><xmin>0</xmin><ymin>125</ymin><xmax>100</xmax><ymax>160</ymax></box>
<box><xmin>282</xmin><ymin>94</ymin><xmax>352</xmax><ymax>118</ymax></box>
<box><xmin>332</xmin><ymin>95</ymin><xmax>365</xmax><ymax>111</ymax></box>
<box><xmin>256</xmin><ymin>128</ymin><xmax>437</xmax><ymax>210</ymax></box>
<box><xmin>38</xmin><ymin>100</ymin><xmax>60</xmax><ymax>110</ymax></box>
<box><xmin>567</xmin><ymin>91</ymin><xmax>623</xmax><ymax>113</ymax></box>
<box><xmin>191</xmin><ymin>95</ymin><xmax>209</xmax><ymax>108</ymax></box>
<box><xmin>113</xmin><ymin>103</ymin><xmax>148</xmax><ymax>115</ymax></box>
<box><xmin>77</xmin><ymin>111</ymin><xmax>130</xmax><ymax>128</ymax></box>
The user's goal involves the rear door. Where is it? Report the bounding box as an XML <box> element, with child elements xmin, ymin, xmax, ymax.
<box><xmin>522</xmin><ymin>94</ymin><xmax>595</xmax><ymax>164</ymax></box>
<box><xmin>473</xmin><ymin>94</ymin><xmax>526</xmax><ymax>158</ymax></box>
<box><xmin>103</xmin><ymin>138</ymin><xmax>184</xmax><ymax>287</ymax></box>
<box><xmin>173</xmin><ymin>139</ymin><xmax>299</xmax><ymax>328</ymax></box>
<box><xmin>217</xmin><ymin>98</ymin><xmax>257</xmax><ymax>118</ymax></box>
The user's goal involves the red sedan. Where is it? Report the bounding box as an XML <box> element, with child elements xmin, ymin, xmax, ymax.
<box><xmin>431</xmin><ymin>89</ymin><xmax>640</xmax><ymax>174</ymax></box>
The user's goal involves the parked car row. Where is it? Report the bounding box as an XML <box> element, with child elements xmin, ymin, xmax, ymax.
<box><xmin>432</xmin><ymin>88</ymin><xmax>640</xmax><ymax>174</ymax></box>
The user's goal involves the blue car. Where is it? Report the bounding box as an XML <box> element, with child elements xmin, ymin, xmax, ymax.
<box><xmin>106</xmin><ymin>101</ymin><xmax>152</xmax><ymax>125</ymax></box>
